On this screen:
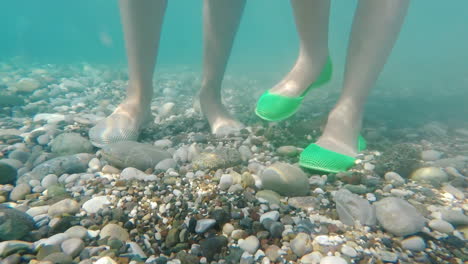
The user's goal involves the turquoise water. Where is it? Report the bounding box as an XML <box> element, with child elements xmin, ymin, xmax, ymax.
<box><xmin>2</xmin><ymin>1</ymin><xmax>467</xmax><ymax>75</ymax></box>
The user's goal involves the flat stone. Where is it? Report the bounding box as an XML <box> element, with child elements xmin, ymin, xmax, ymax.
<box><xmin>154</xmin><ymin>158</ymin><xmax>177</xmax><ymax>171</ymax></box>
<box><xmin>440</xmin><ymin>209</ymin><xmax>468</xmax><ymax>226</ymax></box>
<box><xmin>192</xmin><ymin>148</ymin><xmax>242</xmax><ymax>171</ymax></box>
<box><xmin>195</xmin><ymin>219</ymin><xmax>216</xmax><ymax>234</ymax></box>
<box><xmin>441</xmin><ymin>184</ymin><xmax>465</xmax><ymax>200</ymax></box>
<box><xmin>334</xmin><ymin>189</ymin><xmax>376</xmax><ymax>226</ymax></box>
<box><xmin>61</xmin><ymin>238</ymin><xmax>84</xmax><ymax>258</ymax></box>
<box><xmin>9</xmin><ymin>183</ymin><xmax>31</xmax><ymax>201</ymax></box>
<box><xmin>43</xmin><ymin>252</ymin><xmax>73</xmax><ymax>264</ymax></box>
<box><xmin>401</xmin><ymin>236</ymin><xmax>426</xmax><ymax>251</ymax></box>
<box><xmin>276</xmin><ymin>146</ymin><xmax>299</xmax><ymax>157</ymax></box>
<box><xmin>260</xmin><ymin>211</ymin><xmax>280</xmax><ymax>223</ymax></box>
<box><xmin>238</xmin><ymin>235</ymin><xmax>259</xmax><ymax>254</ymax></box>
<box><xmin>288</xmin><ymin>196</ymin><xmax>318</xmax><ymax>211</ymax></box>
<box><xmin>0</xmin><ymin>240</ymin><xmax>32</xmax><ymax>258</ymax></box>
<box><xmin>0</xmin><ymin>161</ymin><xmax>17</xmax><ymax>184</ymax></box>
<box><xmin>51</xmin><ymin>133</ymin><xmax>94</xmax><ymax>156</ymax></box>
<box><xmin>410</xmin><ymin>167</ymin><xmax>448</xmax><ymax>186</ymax></box>
<box><xmin>320</xmin><ymin>256</ymin><xmax>347</xmax><ymax>264</ymax></box>
<box><xmin>48</xmin><ymin>198</ymin><xmax>80</xmax><ymax>217</ymax></box>
<box><xmin>100</xmin><ymin>223</ymin><xmax>129</xmax><ymax>241</ymax></box>
<box><xmin>65</xmin><ymin>226</ymin><xmax>88</xmax><ymax>239</ymax></box>
<box><xmin>428</xmin><ymin>219</ymin><xmax>454</xmax><ymax>234</ymax></box>
<box><xmin>82</xmin><ymin>196</ymin><xmax>111</xmax><ymax>214</ymax></box>
<box><xmin>0</xmin><ymin>207</ymin><xmax>35</xmax><ymax>240</ymax></box>
<box><xmin>290</xmin><ymin>232</ymin><xmax>313</xmax><ymax>257</ymax></box>
<box><xmin>260</xmin><ymin>162</ymin><xmax>309</xmax><ymax>197</ymax></box>
<box><xmin>375</xmin><ymin>197</ymin><xmax>425</xmax><ymax>236</ymax></box>
<box><xmin>421</xmin><ymin>150</ymin><xmax>442</xmax><ymax>161</ymax></box>
<box><xmin>100</xmin><ymin>141</ymin><xmax>171</xmax><ymax>170</ymax></box>
<box><xmin>41</xmin><ymin>174</ymin><xmax>58</xmax><ymax>188</ymax></box>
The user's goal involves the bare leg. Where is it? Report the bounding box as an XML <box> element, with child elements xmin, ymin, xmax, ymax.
<box><xmin>89</xmin><ymin>0</ymin><xmax>167</xmax><ymax>147</ymax></box>
<box><xmin>317</xmin><ymin>0</ymin><xmax>410</xmax><ymax>156</ymax></box>
<box><xmin>269</xmin><ymin>0</ymin><xmax>331</xmax><ymax>97</ymax></box>
<box><xmin>200</xmin><ymin>0</ymin><xmax>246</xmax><ymax>136</ymax></box>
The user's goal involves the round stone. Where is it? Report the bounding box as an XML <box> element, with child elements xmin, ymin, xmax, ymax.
<box><xmin>9</xmin><ymin>183</ymin><xmax>31</xmax><ymax>201</ymax></box>
<box><xmin>48</xmin><ymin>199</ymin><xmax>80</xmax><ymax>217</ymax></box>
<box><xmin>195</xmin><ymin>219</ymin><xmax>216</xmax><ymax>234</ymax></box>
<box><xmin>341</xmin><ymin>245</ymin><xmax>358</xmax><ymax>258</ymax></box>
<box><xmin>50</xmin><ymin>133</ymin><xmax>94</xmax><ymax>156</ymax></box>
<box><xmin>260</xmin><ymin>162</ymin><xmax>309</xmax><ymax>197</ymax></box>
<box><xmin>401</xmin><ymin>236</ymin><xmax>426</xmax><ymax>251</ymax></box>
<box><xmin>320</xmin><ymin>256</ymin><xmax>347</xmax><ymax>264</ymax></box>
<box><xmin>410</xmin><ymin>167</ymin><xmax>448</xmax><ymax>186</ymax></box>
<box><xmin>41</xmin><ymin>174</ymin><xmax>58</xmax><ymax>188</ymax></box>
<box><xmin>421</xmin><ymin>150</ymin><xmax>442</xmax><ymax>161</ymax></box>
<box><xmin>290</xmin><ymin>233</ymin><xmax>313</xmax><ymax>257</ymax></box>
<box><xmin>61</xmin><ymin>238</ymin><xmax>84</xmax><ymax>258</ymax></box>
<box><xmin>100</xmin><ymin>223</ymin><xmax>129</xmax><ymax>241</ymax></box>
<box><xmin>428</xmin><ymin>219</ymin><xmax>454</xmax><ymax>234</ymax></box>
<box><xmin>238</xmin><ymin>235</ymin><xmax>259</xmax><ymax>254</ymax></box>
<box><xmin>375</xmin><ymin>197</ymin><xmax>425</xmax><ymax>236</ymax></box>
<box><xmin>219</xmin><ymin>174</ymin><xmax>233</xmax><ymax>191</ymax></box>
<box><xmin>82</xmin><ymin>196</ymin><xmax>110</xmax><ymax>214</ymax></box>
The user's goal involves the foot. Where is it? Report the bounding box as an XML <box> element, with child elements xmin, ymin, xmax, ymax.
<box><xmin>89</xmin><ymin>99</ymin><xmax>152</xmax><ymax>147</ymax></box>
<box><xmin>270</xmin><ymin>55</ymin><xmax>328</xmax><ymax>97</ymax></box>
<box><xmin>198</xmin><ymin>89</ymin><xmax>244</xmax><ymax>137</ymax></box>
<box><xmin>315</xmin><ymin>101</ymin><xmax>363</xmax><ymax>157</ymax></box>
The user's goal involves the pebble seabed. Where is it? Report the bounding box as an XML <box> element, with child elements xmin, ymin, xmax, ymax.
<box><xmin>0</xmin><ymin>62</ymin><xmax>467</xmax><ymax>264</ymax></box>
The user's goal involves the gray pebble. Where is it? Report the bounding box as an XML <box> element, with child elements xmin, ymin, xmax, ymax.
<box><xmin>48</xmin><ymin>199</ymin><xmax>80</xmax><ymax>217</ymax></box>
<box><xmin>375</xmin><ymin>197</ymin><xmax>425</xmax><ymax>236</ymax></box>
<box><xmin>61</xmin><ymin>238</ymin><xmax>84</xmax><ymax>258</ymax></box>
<box><xmin>401</xmin><ymin>236</ymin><xmax>425</xmax><ymax>251</ymax></box>
<box><xmin>9</xmin><ymin>183</ymin><xmax>31</xmax><ymax>201</ymax></box>
<box><xmin>155</xmin><ymin>158</ymin><xmax>177</xmax><ymax>171</ymax></box>
<box><xmin>195</xmin><ymin>219</ymin><xmax>216</xmax><ymax>234</ymax></box>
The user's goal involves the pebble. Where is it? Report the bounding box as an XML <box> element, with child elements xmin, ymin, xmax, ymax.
<box><xmin>290</xmin><ymin>232</ymin><xmax>313</xmax><ymax>257</ymax></box>
<box><xmin>384</xmin><ymin>171</ymin><xmax>405</xmax><ymax>187</ymax></box>
<box><xmin>441</xmin><ymin>183</ymin><xmax>465</xmax><ymax>200</ymax></box>
<box><xmin>61</xmin><ymin>238</ymin><xmax>84</xmax><ymax>258</ymax></box>
<box><xmin>41</xmin><ymin>174</ymin><xmax>58</xmax><ymax>188</ymax></box>
<box><xmin>9</xmin><ymin>183</ymin><xmax>31</xmax><ymax>201</ymax></box>
<box><xmin>276</xmin><ymin>146</ymin><xmax>298</xmax><ymax>157</ymax></box>
<box><xmin>101</xmin><ymin>164</ymin><xmax>120</xmax><ymax>174</ymax></box>
<box><xmin>82</xmin><ymin>196</ymin><xmax>111</xmax><ymax>214</ymax></box>
<box><xmin>300</xmin><ymin>252</ymin><xmax>322</xmax><ymax>264</ymax></box>
<box><xmin>0</xmin><ymin>241</ymin><xmax>32</xmax><ymax>258</ymax></box>
<box><xmin>94</xmin><ymin>256</ymin><xmax>118</xmax><ymax>264</ymax></box>
<box><xmin>428</xmin><ymin>219</ymin><xmax>454</xmax><ymax>233</ymax></box>
<box><xmin>375</xmin><ymin>197</ymin><xmax>425</xmax><ymax>236</ymax></box>
<box><xmin>333</xmin><ymin>189</ymin><xmax>376</xmax><ymax>226</ymax></box>
<box><xmin>440</xmin><ymin>209</ymin><xmax>468</xmax><ymax>226</ymax></box>
<box><xmin>48</xmin><ymin>198</ymin><xmax>80</xmax><ymax>217</ymax></box>
<box><xmin>222</xmin><ymin>223</ymin><xmax>234</xmax><ymax>236</ymax></box>
<box><xmin>379</xmin><ymin>251</ymin><xmax>398</xmax><ymax>263</ymax></box>
<box><xmin>260</xmin><ymin>211</ymin><xmax>280</xmax><ymax>223</ymax></box>
<box><xmin>320</xmin><ymin>256</ymin><xmax>347</xmax><ymax>264</ymax></box>
<box><xmin>219</xmin><ymin>174</ymin><xmax>233</xmax><ymax>191</ymax></box>
<box><xmin>265</xmin><ymin>245</ymin><xmax>281</xmax><ymax>262</ymax></box>
<box><xmin>195</xmin><ymin>219</ymin><xmax>216</xmax><ymax>234</ymax></box>
<box><xmin>154</xmin><ymin>139</ymin><xmax>173</xmax><ymax>149</ymax></box>
<box><xmin>0</xmin><ymin>207</ymin><xmax>35</xmax><ymax>240</ymax></box>
<box><xmin>26</xmin><ymin>205</ymin><xmax>49</xmax><ymax>217</ymax></box>
<box><xmin>65</xmin><ymin>226</ymin><xmax>88</xmax><ymax>239</ymax></box>
<box><xmin>255</xmin><ymin>190</ymin><xmax>281</xmax><ymax>205</ymax></box>
<box><xmin>421</xmin><ymin>150</ymin><xmax>442</xmax><ymax>161</ymax></box>
<box><xmin>43</xmin><ymin>252</ymin><xmax>73</xmax><ymax>264</ymax></box>
<box><xmin>0</xmin><ymin>161</ymin><xmax>17</xmax><ymax>184</ymax></box>
<box><xmin>88</xmin><ymin>158</ymin><xmax>101</xmax><ymax>172</ymax></box>
<box><xmin>410</xmin><ymin>167</ymin><xmax>448</xmax><ymax>186</ymax></box>
<box><xmin>260</xmin><ymin>162</ymin><xmax>309</xmax><ymax>197</ymax></box>
<box><xmin>288</xmin><ymin>196</ymin><xmax>318</xmax><ymax>211</ymax></box>
<box><xmin>238</xmin><ymin>236</ymin><xmax>260</xmax><ymax>254</ymax></box>
<box><xmin>401</xmin><ymin>236</ymin><xmax>426</xmax><ymax>251</ymax></box>
<box><xmin>100</xmin><ymin>223</ymin><xmax>129</xmax><ymax>241</ymax></box>
<box><xmin>155</xmin><ymin>158</ymin><xmax>177</xmax><ymax>171</ymax></box>
<box><xmin>341</xmin><ymin>245</ymin><xmax>358</xmax><ymax>258</ymax></box>
<box><xmin>51</xmin><ymin>133</ymin><xmax>94</xmax><ymax>156</ymax></box>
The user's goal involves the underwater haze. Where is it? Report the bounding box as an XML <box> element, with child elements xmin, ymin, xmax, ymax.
<box><xmin>1</xmin><ymin>1</ymin><xmax>468</xmax><ymax>264</ymax></box>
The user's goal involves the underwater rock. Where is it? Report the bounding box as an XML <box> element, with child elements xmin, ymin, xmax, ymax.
<box><xmin>48</xmin><ymin>198</ymin><xmax>80</xmax><ymax>217</ymax></box>
<box><xmin>374</xmin><ymin>143</ymin><xmax>421</xmax><ymax>177</ymax></box>
<box><xmin>421</xmin><ymin>150</ymin><xmax>442</xmax><ymax>161</ymax></box>
<box><xmin>192</xmin><ymin>148</ymin><xmax>242</xmax><ymax>171</ymax></box>
<box><xmin>0</xmin><ymin>161</ymin><xmax>17</xmax><ymax>184</ymax></box>
<box><xmin>0</xmin><ymin>240</ymin><xmax>33</xmax><ymax>258</ymax></box>
<box><xmin>200</xmin><ymin>235</ymin><xmax>228</xmax><ymax>261</ymax></box>
<box><xmin>12</xmin><ymin>78</ymin><xmax>41</xmax><ymax>92</ymax></box>
<box><xmin>255</xmin><ymin>190</ymin><xmax>281</xmax><ymax>205</ymax></box>
<box><xmin>82</xmin><ymin>196</ymin><xmax>111</xmax><ymax>214</ymax></box>
<box><xmin>401</xmin><ymin>236</ymin><xmax>426</xmax><ymax>251</ymax></box>
<box><xmin>260</xmin><ymin>162</ymin><xmax>309</xmax><ymax>197</ymax></box>
<box><xmin>333</xmin><ymin>189</ymin><xmax>376</xmax><ymax>226</ymax></box>
<box><xmin>17</xmin><ymin>153</ymin><xmax>94</xmax><ymax>184</ymax></box>
<box><xmin>288</xmin><ymin>196</ymin><xmax>318</xmax><ymax>211</ymax></box>
<box><xmin>51</xmin><ymin>133</ymin><xmax>94</xmax><ymax>156</ymax></box>
<box><xmin>276</xmin><ymin>146</ymin><xmax>299</xmax><ymax>157</ymax></box>
<box><xmin>374</xmin><ymin>197</ymin><xmax>425</xmax><ymax>236</ymax></box>
<box><xmin>100</xmin><ymin>141</ymin><xmax>171</xmax><ymax>171</ymax></box>
<box><xmin>410</xmin><ymin>167</ymin><xmax>448</xmax><ymax>186</ymax></box>
<box><xmin>440</xmin><ymin>209</ymin><xmax>468</xmax><ymax>226</ymax></box>
<box><xmin>290</xmin><ymin>233</ymin><xmax>313</xmax><ymax>257</ymax></box>
<box><xmin>238</xmin><ymin>235</ymin><xmax>260</xmax><ymax>254</ymax></box>
<box><xmin>33</xmin><ymin>113</ymin><xmax>66</xmax><ymax>124</ymax></box>
<box><xmin>0</xmin><ymin>206</ymin><xmax>35</xmax><ymax>240</ymax></box>
<box><xmin>99</xmin><ymin>223</ymin><xmax>129</xmax><ymax>242</ymax></box>
<box><xmin>9</xmin><ymin>183</ymin><xmax>31</xmax><ymax>201</ymax></box>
